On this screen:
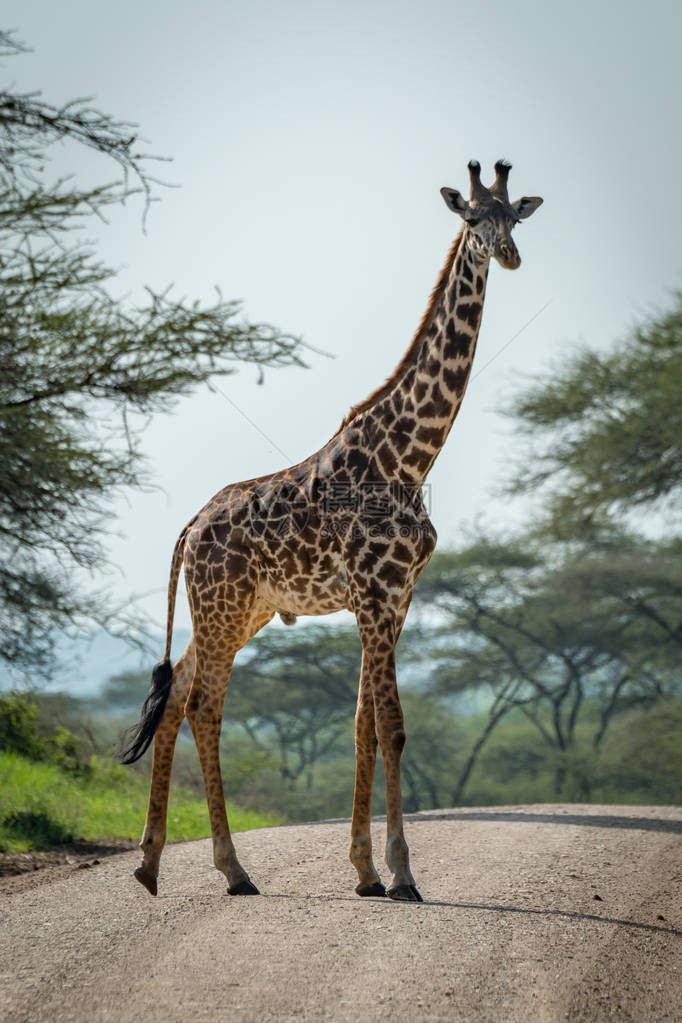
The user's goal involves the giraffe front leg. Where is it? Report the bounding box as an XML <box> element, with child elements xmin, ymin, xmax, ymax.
<box><xmin>349</xmin><ymin>656</ymin><xmax>385</xmax><ymax>897</ymax></box>
<box><xmin>356</xmin><ymin>607</ymin><xmax>422</xmax><ymax>904</ymax></box>
<box><xmin>135</xmin><ymin>641</ymin><xmax>195</xmax><ymax>896</ymax></box>
<box><xmin>379</xmin><ymin>707</ymin><xmax>422</xmax><ymax>903</ymax></box>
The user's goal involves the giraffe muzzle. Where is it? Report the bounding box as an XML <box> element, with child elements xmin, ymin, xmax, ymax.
<box><xmin>495</xmin><ymin>244</ymin><xmax>521</xmax><ymax>270</ymax></box>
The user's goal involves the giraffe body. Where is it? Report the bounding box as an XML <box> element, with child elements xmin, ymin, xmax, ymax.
<box><xmin>121</xmin><ymin>160</ymin><xmax>542</xmax><ymax>901</ymax></box>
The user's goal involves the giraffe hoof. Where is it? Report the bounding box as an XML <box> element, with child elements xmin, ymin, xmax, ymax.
<box><xmin>228</xmin><ymin>879</ymin><xmax>260</xmax><ymax>896</ymax></box>
<box><xmin>355</xmin><ymin>881</ymin><xmax>387</xmax><ymax>898</ymax></box>
<box><xmin>134</xmin><ymin>866</ymin><xmax>158</xmax><ymax>896</ymax></box>
<box><xmin>387</xmin><ymin>884</ymin><xmax>423</xmax><ymax>902</ymax></box>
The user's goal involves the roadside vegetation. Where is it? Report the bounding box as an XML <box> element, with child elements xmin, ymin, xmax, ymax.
<box><xmin>1</xmin><ymin>661</ymin><xmax>679</xmax><ymax>854</ymax></box>
<box><xmin>0</xmin><ymin>691</ymin><xmax>280</xmax><ymax>854</ymax></box>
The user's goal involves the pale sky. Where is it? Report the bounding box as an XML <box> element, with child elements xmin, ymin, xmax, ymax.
<box><xmin>5</xmin><ymin>0</ymin><xmax>682</xmax><ymax>639</ymax></box>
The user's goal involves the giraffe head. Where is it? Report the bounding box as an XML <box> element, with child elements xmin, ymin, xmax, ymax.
<box><xmin>440</xmin><ymin>160</ymin><xmax>542</xmax><ymax>269</ymax></box>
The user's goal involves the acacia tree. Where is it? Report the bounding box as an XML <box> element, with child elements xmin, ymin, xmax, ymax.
<box><xmin>503</xmin><ymin>296</ymin><xmax>682</xmax><ymax>530</ymax></box>
<box><xmin>0</xmin><ymin>32</ymin><xmax>305</xmax><ymax>671</ymax></box>
<box><xmin>414</xmin><ymin>539</ymin><xmax>549</xmax><ymax>801</ymax></box>
<box><xmin>224</xmin><ymin>625</ymin><xmax>465</xmax><ymax>815</ymax></box>
<box><xmin>414</xmin><ymin>533</ymin><xmax>682</xmax><ymax>800</ymax></box>
<box><xmin>225</xmin><ymin>625</ymin><xmax>360</xmax><ymax>794</ymax></box>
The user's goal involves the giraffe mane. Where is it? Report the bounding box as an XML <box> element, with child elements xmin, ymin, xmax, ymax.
<box><xmin>333</xmin><ymin>230</ymin><xmax>464</xmax><ymax>436</ymax></box>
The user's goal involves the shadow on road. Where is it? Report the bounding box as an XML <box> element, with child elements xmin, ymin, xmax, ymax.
<box><xmin>305</xmin><ymin>808</ymin><xmax>682</xmax><ymax>834</ymax></box>
<box><xmin>402</xmin><ymin>810</ymin><xmax>682</xmax><ymax>835</ymax></box>
<box><xmin>420</xmin><ymin>900</ymin><xmax>682</xmax><ymax>938</ymax></box>
<box><xmin>261</xmin><ymin>892</ymin><xmax>681</xmax><ymax>938</ymax></box>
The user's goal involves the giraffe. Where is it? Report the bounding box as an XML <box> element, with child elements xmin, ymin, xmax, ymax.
<box><xmin>121</xmin><ymin>159</ymin><xmax>542</xmax><ymax>901</ymax></box>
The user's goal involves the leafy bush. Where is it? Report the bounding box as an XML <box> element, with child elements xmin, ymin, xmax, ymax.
<box><xmin>0</xmin><ymin>690</ymin><xmax>47</xmax><ymax>760</ymax></box>
<box><xmin>0</xmin><ymin>688</ymin><xmax>281</xmax><ymax>852</ymax></box>
<box><xmin>0</xmin><ymin>689</ymin><xmax>92</xmax><ymax>774</ymax></box>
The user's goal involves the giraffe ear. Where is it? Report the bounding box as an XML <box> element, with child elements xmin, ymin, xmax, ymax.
<box><xmin>511</xmin><ymin>196</ymin><xmax>543</xmax><ymax>220</ymax></box>
<box><xmin>440</xmin><ymin>187</ymin><xmax>468</xmax><ymax>217</ymax></box>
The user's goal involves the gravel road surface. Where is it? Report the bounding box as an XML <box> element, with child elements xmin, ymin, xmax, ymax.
<box><xmin>1</xmin><ymin>804</ymin><xmax>680</xmax><ymax>1022</ymax></box>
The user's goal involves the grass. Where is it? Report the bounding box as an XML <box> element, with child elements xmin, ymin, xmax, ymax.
<box><xmin>0</xmin><ymin>750</ymin><xmax>282</xmax><ymax>853</ymax></box>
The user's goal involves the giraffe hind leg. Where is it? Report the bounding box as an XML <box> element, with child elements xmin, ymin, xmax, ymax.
<box><xmin>185</xmin><ymin>635</ymin><xmax>258</xmax><ymax>894</ymax></box>
<box><xmin>134</xmin><ymin>641</ymin><xmax>195</xmax><ymax>895</ymax></box>
<box><xmin>349</xmin><ymin>655</ymin><xmax>386</xmax><ymax>897</ymax></box>
<box><xmin>355</xmin><ymin>603</ymin><xmax>422</xmax><ymax>903</ymax></box>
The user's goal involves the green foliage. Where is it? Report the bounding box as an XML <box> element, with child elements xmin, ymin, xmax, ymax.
<box><xmin>504</xmin><ymin>294</ymin><xmax>682</xmax><ymax>527</ymax></box>
<box><xmin>0</xmin><ymin>689</ymin><xmax>94</xmax><ymax>773</ymax></box>
<box><xmin>449</xmin><ymin>698</ymin><xmax>682</xmax><ymax>807</ymax></box>
<box><xmin>5</xmin><ymin>667</ymin><xmax>676</xmax><ymax>855</ymax></box>
<box><xmin>412</xmin><ymin>531</ymin><xmax>682</xmax><ymax>798</ymax></box>
<box><xmin>51</xmin><ymin>726</ymin><xmax>92</xmax><ymax>777</ymax></box>
<box><xmin>0</xmin><ymin>690</ymin><xmax>45</xmax><ymax>760</ymax></box>
<box><xmin>0</xmin><ymin>31</ymin><xmax>305</xmax><ymax>673</ymax></box>
<box><xmin>213</xmin><ymin>690</ymin><xmax>682</xmax><ymax>817</ymax></box>
<box><xmin>594</xmin><ymin>698</ymin><xmax>682</xmax><ymax>803</ymax></box>
<box><xmin>107</xmin><ymin>569</ymin><xmax>680</xmax><ymax>821</ymax></box>
<box><xmin>98</xmin><ymin>669</ymin><xmax>159</xmax><ymax>714</ymax></box>
<box><xmin>226</xmin><ymin>624</ymin><xmax>361</xmax><ymax>790</ymax></box>
<box><xmin>399</xmin><ymin>689</ymin><xmax>464</xmax><ymax>811</ymax></box>
<box><xmin>0</xmin><ymin>750</ymin><xmax>279</xmax><ymax>853</ymax></box>
<box><xmin>0</xmin><ymin>688</ymin><xmax>280</xmax><ymax>851</ymax></box>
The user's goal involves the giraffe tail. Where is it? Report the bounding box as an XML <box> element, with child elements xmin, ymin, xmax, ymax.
<box><xmin>118</xmin><ymin>521</ymin><xmax>193</xmax><ymax>765</ymax></box>
<box><xmin>118</xmin><ymin>659</ymin><xmax>174</xmax><ymax>764</ymax></box>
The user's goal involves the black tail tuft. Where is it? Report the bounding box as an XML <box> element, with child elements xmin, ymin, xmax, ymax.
<box><xmin>118</xmin><ymin>659</ymin><xmax>174</xmax><ymax>764</ymax></box>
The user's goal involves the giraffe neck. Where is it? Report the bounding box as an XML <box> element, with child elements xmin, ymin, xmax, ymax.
<box><xmin>356</xmin><ymin>230</ymin><xmax>490</xmax><ymax>484</ymax></box>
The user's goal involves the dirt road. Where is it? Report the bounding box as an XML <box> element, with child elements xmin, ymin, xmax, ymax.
<box><xmin>1</xmin><ymin>804</ymin><xmax>680</xmax><ymax>1022</ymax></box>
